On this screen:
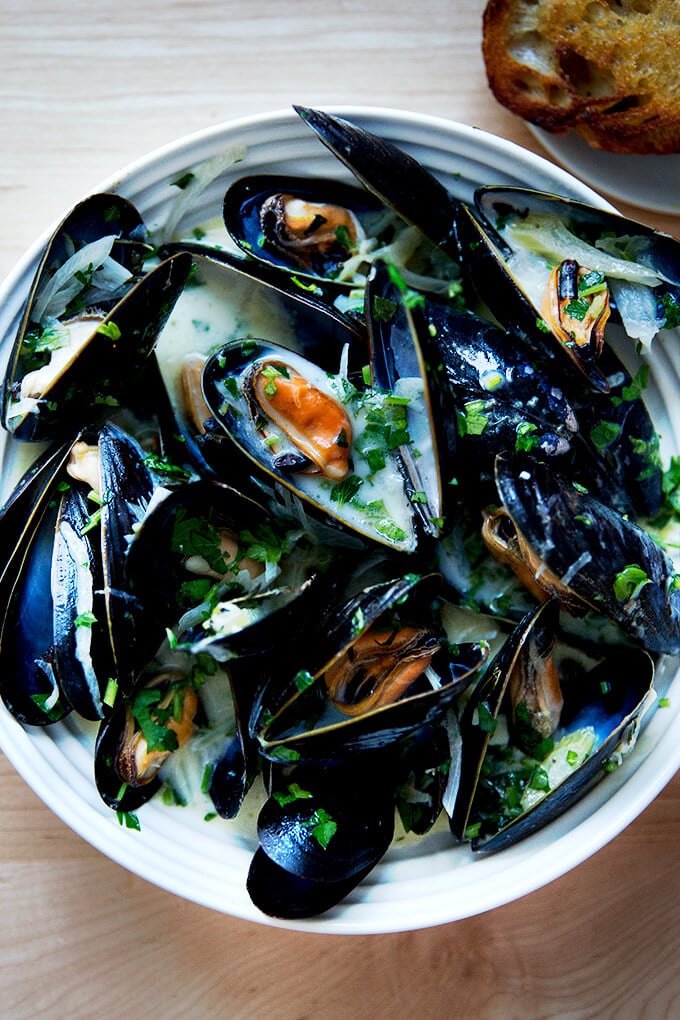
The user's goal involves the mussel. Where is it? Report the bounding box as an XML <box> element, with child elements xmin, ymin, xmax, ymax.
<box><xmin>2</xmin><ymin>192</ymin><xmax>191</xmax><ymax>441</ymax></box>
<box><xmin>224</xmin><ymin>174</ymin><xmax>387</xmax><ymax>283</ymax></box>
<box><xmin>483</xmin><ymin>454</ymin><xmax>680</xmax><ymax>655</ymax></box>
<box><xmin>0</xmin><ymin>422</ymin><xmax>158</xmax><ymax>723</ymax></box>
<box><xmin>202</xmin><ymin>339</ymin><xmax>433</xmax><ymax>554</ymax></box>
<box><xmin>453</xmin><ymin>599</ymin><xmax>656</xmax><ymax>852</ymax></box>
<box><xmin>456</xmin><ymin>186</ymin><xmax>680</xmax><ymax>391</ymax></box>
<box><xmin>253</xmin><ymin>573</ymin><xmax>487</xmax><ymax>762</ymax></box>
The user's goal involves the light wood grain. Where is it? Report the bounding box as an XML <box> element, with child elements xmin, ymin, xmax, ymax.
<box><xmin>1</xmin><ymin>2</ymin><xmax>679</xmax><ymax>1018</ymax></box>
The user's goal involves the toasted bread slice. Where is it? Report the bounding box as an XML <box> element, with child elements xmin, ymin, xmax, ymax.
<box><xmin>482</xmin><ymin>0</ymin><xmax>680</xmax><ymax>154</ymax></box>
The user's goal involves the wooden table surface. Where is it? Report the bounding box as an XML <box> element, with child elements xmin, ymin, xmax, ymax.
<box><xmin>1</xmin><ymin>2</ymin><xmax>679</xmax><ymax>1017</ymax></box>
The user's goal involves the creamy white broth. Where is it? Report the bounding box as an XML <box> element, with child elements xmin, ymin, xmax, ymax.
<box><xmin>154</xmin><ymin>255</ymin><xmax>299</xmax><ymax>416</ymax></box>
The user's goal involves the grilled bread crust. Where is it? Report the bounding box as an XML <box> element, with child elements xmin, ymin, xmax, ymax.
<box><xmin>482</xmin><ymin>0</ymin><xmax>680</xmax><ymax>154</ymax></box>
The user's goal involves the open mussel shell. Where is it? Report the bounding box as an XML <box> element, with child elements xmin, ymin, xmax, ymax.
<box><xmin>150</xmin><ymin>251</ymin><xmax>367</xmax><ymax>480</ymax></box>
<box><xmin>126</xmin><ymin>478</ymin><xmax>324</xmax><ymax>665</ymax></box>
<box><xmin>0</xmin><ymin>433</ymin><xmax>77</xmax><ymax>592</ymax></box>
<box><xmin>490</xmin><ymin>454</ymin><xmax>680</xmax><ymax>655</ymax></box>
<box><xmin>223</xmin><ymin>173</ymin><xmax>387</xmax><ymax>286</ymax></box>
<box><xmin>124</xmin><ymin>473</ymin><xmax>327</xmax><ymax>821</ymax></box>
<box><xmin>93</xmin><ymin>423</ymin><xmax>157</xmax><ymax>695</ymax></box>
<box><xmin>0</xmin><ymin>421</ymin><xmax>156</xmax><ymax>723</ymax></box>
<box><xmin>454</xmin><ymin>203</ymin><xmax>611</xmax><ymax>395</ymax></box>
<box><xmin>394</xmin><ymin>720</ymin><xmax>453</xmax><ymax>835</ymax></box>
<box><xmin>3</xmin><ymin>248</ymin><xmax>192</xmax><ymax>441</ymax></box>
<box><xmin>453</xmin><ymin>599</ymin><xmax>656</xmax><ymax>852</ymax></box>
<box><xmin>254</xmin><ymin>573</ymin><xmax>488</xmax><ymax>763</ymax></box>
<box><xmin>202</xmin><ymin>338</ymin><xmax>425</xmax><ymax>554</ymax></box>
<box><xmin>295</xmin><ymin>106</ymin><xmax>462</xmax><ymax>261</ymax></box>
<box><xmin>476</xmin><ymin>186</ymin><xmax>680</xmax><ymax>291</ymax></box>
<box><xmin>207</xmin><ymin>728</ymin><xmax>256</xmax><ymax>820</ymax></box>
<box><xmin>93</xmin><ymin>664</ymin><xmax>199</xmax><ymax>812</ymax></box>
<box><xmin>460</xmin><ymin>186</ymin><xmax>680</xmax><ymax>388</ymax></box>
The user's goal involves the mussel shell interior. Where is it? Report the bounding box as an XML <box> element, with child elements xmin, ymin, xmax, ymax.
<box><xmin>202</xmin><ymin>339</ymin><xmax>421</xmax><ymax>554</ymax></box>
<box><xmin>223</xmin><ymin>174</ymin><xmax>386</xmax><ymax>284</ymax></box>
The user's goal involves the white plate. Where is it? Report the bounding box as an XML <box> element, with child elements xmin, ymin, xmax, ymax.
<box><xmin>529</xmin><ymin>125</ymin><xmax>680</xmax><ymax>215</ymax></box>
<box><xmin>0</xmin><ymin>107</ymin><xmax>678</xmax><ymax>934</ymax></box>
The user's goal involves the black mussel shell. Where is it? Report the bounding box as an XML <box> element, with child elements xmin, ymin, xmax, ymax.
<box><xmin>223</xmin><ymin>174</ymin><xmax>387</xmax><ymax>285</ymax></box>
<box><xmin>257</xmin><ymin>759</ymin><xmax>395</xmax><ymax>884</ymax></box>
<box><xmin>454</xmin><ymin>202</ymin><xmax>612</xmax><ymax>395</ymax></box>
<box><xmin>295</xmin><ymin>106</ymin><xmax>462</xmax><ymax>261</ymax></box>
<box><xmin>94</xmin><ymin>695</ymin><xmax>163</xmax><ymax>812</ymax></box>
<box><xmin>96</xmin><ymin>424</ymin><xmax>157</xmax><ymax>694</ymax></box>
<box><xmin>207</xmin><ymin>732</ymin><xmax>253</xmax><ymax>820</ymax></box>
<box><xmin>0</xmin><ymin>434</ymin><xmax>77</xmax><ymax>592</ymax></box>
<box><xmin>416</xmin><ymin>300</ymin><xmax>578</xmax><ymax>500</ymax></box>
<box><xmin>0</xmin><ymin>499</ymin><xmax>70</xmax><ymax>725</ymax></box>
<box><xmin>126</xmin><ymin>479</ymin><xmax>323</xmax><ymax>665</ymax></box>
<box><xmin>452</xmin><ymin>599</ymin><xmax>559</xmax><ymax>839</ymax></box>
<box><xmin>93</xmin><ymin>652</ymin><xmax>234</xmax><ymax>817</ymax></box>
<box><xmin>476</xmin><ymin>187</ymin><xmax>680</xmax><ymax>291</ymax></box>
<box><xmin>395</xmin><ymin>721</ymin><xmax>452</xmax><ymax>836</ymax></box>
<box><xmin>0</xmin><ymin>422</ymin><xmax>156</xmax><ymax>722</ymax></box>
<box><xmin>52</xmin><ymin>485</ymin><xmax>112</xmax><ymax>720</ymax></box>
<box><xmin>150</xmin><ymin>251</ymin><xmax>368</xmax><ymax>479</ymax></box>
<box><xmin>460</xmin><ymin>187</ymin><xmax>680</xmax><ymax>392</ymax></box>
<box><xmin>562</xmin><ymin>346</ymin><xmax>663</xmax><ymax>519</ymax></box>
<box><xmin>247</xmin><ymin>848</ymin><xmax>375</xmax><ymax>920</ymax></box>
<box><xmin>493</xmin><ymin>454</ymin><xmax>680</xmax><ymax>655</ymax></box>
<box><xmin>3</xmin><ymin>251</ymin><xmax>191</xmax><ymax>441</ymax></box>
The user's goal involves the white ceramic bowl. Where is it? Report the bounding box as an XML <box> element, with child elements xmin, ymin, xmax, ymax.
<box><xmin>0</xmin><ymin>107</ymin><xmax>678</xmax><ymax>934</ymax></box>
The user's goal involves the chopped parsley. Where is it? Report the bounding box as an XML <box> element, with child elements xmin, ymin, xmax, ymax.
<box><xmin>372</xmin><ymin>295</ymin><xmax>398</xmax><ymax>322</ymax></box>
<box><xmin>74</xmin><ymin>611</ymin><xmax>97</xmax><ymax>628</ymax></box>
<box><xmin>97</xmin><ymin>320</ymin><xmax>122</xmax><ymax>340</ymax></box>
<box><xmin>661</xmin><ymin>292</ymin><xmax>680</xmax><ymax>330</ymax></box>
<box><xmin>293</xmin><ymin>669</ymin><xmax>315</xmax><ymax>692</ymax></box>
<box><xmin>172</xmin><ymin>171</ymin><xmax>195</xmax><ymax>190</ymax></box>
<box><xmin>515</xmin><ymin>421</ymin><xmax>539</xmax><ymax>453</ymax></box>
<box><xmin>577</xmin><ymin>270</ymin><xmax>606</xmax><ymax>296</ymax></box>
<box><xmin>273</xmin><ymin>783</ymin><xmax>313</xmax><ymax>807</ymax></box>
<box><xmin>330</xmin><ymin>474</ymin><xmax>363</xmax><ymax>506</ymax></box>
<box><xmin>268</xmin><ymin>746</ymin><xmax>301</xmax><ymax>762</ymax></box>
<box><xmin>613</xmin><ymin>564</ymin><xmax>651</xmax><ymax>601</ymax></box>
<box><xmin>302</xmin><ymin>807</ymin><xmax>337</xmax><ymax>849</ymax></box>
<box><xmin>563</xmin><ymin>297</ymin><xmax>591</xmax><ymax>322</ymax></box>
<box><xmin>130</xmin><ymin>687</ymin><xmax>182</xmax><ymax>754</ymax></box>
<box><xmin>475</xmin><ymin>700</ymin><xmax>497</xmax><ymax>735</ymax></box>
<box><xmin>334</xmin><ymin>224</ymin><xmax>354</xmax><ymax>250</ymax></box>
<box><xmin>589</xmin><ymin>420</ymin><xmax>622</xmax><ymax>452</ymax></box>
<box><xmin>457</xmin><ymin>399</ymin><xmax>489</xmax><ymax>437</ymax></box>
<box><xmin>30</xmin><ymin>691</ymin><xmax>65</xmax><ymax>722</ymax></box>
<box><xmin>103</xmin><ymin>678</ymin><xmax>118</xmax><ymax>708</ymax></box>
<box><xmin>142</xmin><ymin>453</ymin><xmax>192</xmax><ymax>483</ymax></box>
<box><xmin>386</xmin><ymin>262</ymin><xmax>425</xmax><ymax>310</ymax></box>
<box><xmin>117</xmin><ymin>810</ymin><xmax>141</xmax><ymax>830</ymax></box>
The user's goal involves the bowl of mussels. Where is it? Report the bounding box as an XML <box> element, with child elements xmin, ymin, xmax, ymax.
<box><xmin>0</xmin><ymin>106</ymin><xmax>678</xmax><ymax>932</ymax></box>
